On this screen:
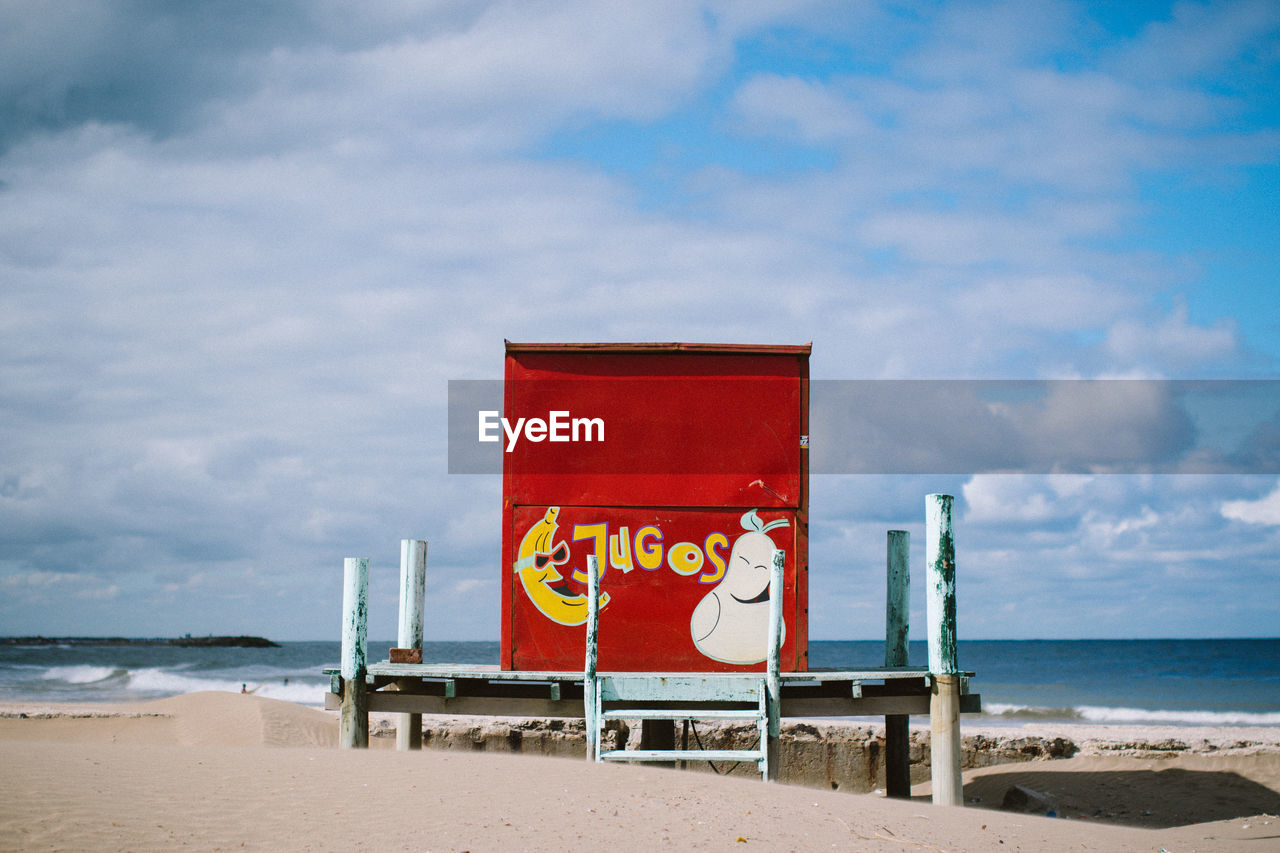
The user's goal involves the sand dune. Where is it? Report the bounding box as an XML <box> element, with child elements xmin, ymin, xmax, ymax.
<box><xmin>2</xmin><ymin>692</ymin><xmax>1277</xmax><ymax>851</ymax></box>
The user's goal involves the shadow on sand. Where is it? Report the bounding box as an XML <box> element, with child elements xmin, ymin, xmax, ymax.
<box><xmin>940</xmin><ymin>767</ymin><xmax>1280</xmax><ymax>829</ymax></box>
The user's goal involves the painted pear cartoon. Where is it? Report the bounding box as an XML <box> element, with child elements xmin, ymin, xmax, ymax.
<box><xmin>515</xmin><ymin>506</ymin><xmax>609</xmax><ymax>626</ymax></box>
<box><xmin>690</xmin><ymin>510</ymin><xmax>787</xmax><ymax>664</ymax></box>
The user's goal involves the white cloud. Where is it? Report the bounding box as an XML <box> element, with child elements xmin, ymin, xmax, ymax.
<box><xmin>75</xmin><ymin>584</ymin><xmax>120</xmax><ymax>601</ymax></box>
<box><xmin>1105</xmin><ymin>304</ymin><xmax>1240</xmax><ymax>372</ymax></box>
<box><xmin>963</xmin><ymin>475</ymin><xmax>1058</xmax><ymax>523</ymax></box>
<box><xmin>1221</xmin><ymin>481</ymin><xmax>1280</xmax><ymax>525</ymax></box>
<box><xmin>0</xmin><ymin>571</ymin><xmax>79</xmax><ymax>588</ymax></box>
<box><xmin>451</xmin><ymin>579</ymin><xmax>491</xmax><ymax>597</ymax></box>
<box><xmin>955</xmin><ymin>274</ymin><xmax>1135</xmax><ymax>332</ymax></box>
<box><xmin>731</xmin><ymin>74</ymin><xmax>874</xmax><ymax>142</ymax></box>
<box><xmin>1112</xmin><ymin>0</ymin><xmax>1280</xmax><ymax>82</ymax></box>
<box><xmin>1080</xmin><ymin>505</ymin><xmax>1161</xmax><ymax>545</ymax></box>
<box><xmin>1</xmin><ymin>1</ymin><xmax>1277</xmax><ymax>640</ymax></box>
<box><xmin>1009</xmin><ymin>380</ymin><xmax>1196</xmax><ymax>470</ymax></box>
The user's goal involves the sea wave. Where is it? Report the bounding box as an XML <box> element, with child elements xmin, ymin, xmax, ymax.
<box><xmin>126</xmin><ymin>667</ymin><xmax>246</xmax><ymax>695</ymax></box>
<box><xmin>982</xmin><ymin>702</ymin><xmax>1280</xmax><ymax>727</ymax></box>
<box><xmin>125</xmin><ymin>668</ymin><xmax>328</xmax><ymax>706</ymax></box>
<box><xmin>10</xmin><ymin>664</ymin><xmax>329</xmax><ymax>707</ymax></box>
<box><xmin>41</xmin><ymin>665</ymin><xmax>126</xmax><ymax>684</ymax></box>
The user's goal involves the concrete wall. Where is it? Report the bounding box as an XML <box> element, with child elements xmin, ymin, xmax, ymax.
<box><xmin>372</xmin><ymin>716</ymin><xmax>1076</xmax><ymax>794</ymax></box>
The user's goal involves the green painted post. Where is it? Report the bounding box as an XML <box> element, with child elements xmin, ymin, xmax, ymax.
<box><xmin>397</xmin><ymin>539</ymin><xmax>427</xmax><ymax>751</ymax></box>
<box><xmin>884</xmin><ymin>530</ymin><xmax>911</xmax><ymax>798</ymax></box>
<box><xmin>886</xmin><ymin>531</ymin><xmax>911</xmax><ymax>668</ymax></box>
<box><xmin>584</xmin><ymin>554</ymin><xmax>600</xmax><ymax>761</ymax></box>
<box><xmin>925</xmin><ymin>495</ymin><xmax>962</xmax><ymax>806</ymax></box>
<box><xmin>765</xmin><ymin>548</ymin><xmax>785</xmax><ymax>782</ymax></box>
<box><xmin>340</xmin><ymin>557</ymin><xmax>369</xmax><ymax>749</ymax></box>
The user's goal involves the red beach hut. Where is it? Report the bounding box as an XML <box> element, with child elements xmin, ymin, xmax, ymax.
<box><xmin>499</xmin><ymin>342</ymin><xmax>811</xmax><ymax>673</ymax></box>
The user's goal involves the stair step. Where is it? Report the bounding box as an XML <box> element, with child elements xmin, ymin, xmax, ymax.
<box><xmin>599</xmin><ymin>749</ymin><xmax>764</xmax><ymax>763</ymax></box>
<box><xmin>599</xmin><ymin>675</ymin><xmax>764</xmax><ymax>703</ymax></box>
<box><xmin>601</xmin><ymin>708</ymin><xmax>762</xmax><ymax>721</ymax></box>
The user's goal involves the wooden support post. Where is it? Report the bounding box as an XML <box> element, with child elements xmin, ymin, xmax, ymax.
<box><xmin>930</xmin><ymin>674</ymin><xmax>963</xmax><ymax>805</ymax></box>
<box><xmin>884</xmin><ymin>529</ymin><xmax>911</xmax><ymax>798</ymax></box>
<box><xmin>396</xmin><ymin>539</ymin><xmax>427</xmax><ymax>751</ymax></box>
<box><xmin>584</xmin><ymin>554</ymin><xmax>600</xmax><ymax>762</ymax></box>
<box><xmin>340</xmin><ymin>557</ymin><xmax>369</xmax><ymax>749</ymax></box>
<box><xmin>925</xmin><ymin>495</ymin><xmax>962</xmax><ymax>806</ymax></box>
<box><xmin>765</xmin><ymin>548</ymin><xmax>784</xmax><ymax>782</ymax></box>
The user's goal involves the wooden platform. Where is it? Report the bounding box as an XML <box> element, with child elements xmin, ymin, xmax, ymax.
<box><xmin>332</xmin><ymin>496</ymin><xmax>975</xmax><ymax>800</ymax></box>
<box><xmin>323</xmin><ymin>662</ymin><xmax>980</xmax><ymax>719</ymax></box>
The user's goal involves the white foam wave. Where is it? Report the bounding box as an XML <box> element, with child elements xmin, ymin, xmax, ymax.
<box><xmin>1076</xmin><ymin>705</ymin><xmax>1280</xmax><ymax>726</ymax></box>
<box><xmin>41</xmin><ymin>665</ymin><xmax>122</xmax><ymax>684</ymax></box>
<box><xmin>124</xmin><ymin>668</ymin><xmax>327</xmax><ymax>706</ymax></box>
<box><xmin>125</xmin><ymin>668</ymin><xmax>242</xmax><ymax>694</ymax></box>
<box><xmin>983</xmin><ymin>702</ymin><xmax>1078</xmax><ymax>717</ymax></box>
<box><xmin>983</xmin><ymin>702</ymin><xmax>1280</xmax><ymax>727</ymax></box>
<box><xmin>251</xmin><ymin>681</ymin><xmax>329</xmax><ymax>707</ymax></box>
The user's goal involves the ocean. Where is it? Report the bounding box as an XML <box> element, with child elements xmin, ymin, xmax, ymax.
<box><xmin>2</xmin><ymin>638</ymin><xmax>1277</xmax><ymax>727</ymax></box>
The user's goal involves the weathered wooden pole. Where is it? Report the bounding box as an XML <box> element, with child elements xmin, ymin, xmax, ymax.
<box><xmin>584</xmin><ymin>554</ymin><xmax>600</xmax><ymax>762</ymax></box>
<box><xmin>396</xmin><ymin>539</ymin><xmax>427</xmax><ymax>751</ymax></box>
<box><xmin>884</xmin><ymin>530</ymin><xmax>911</xmax><ymax>798</ymax></box>
<box><xmin>764</xmin><ymin>548</ymin><xmax>785</xmax><ymax>782</ymax></box>
<box><xmin>925</xmin><ymin>495</ymin><xmax>962</xmax><ymax>806</ymax></box>
<box><xmin>339</xmin><ymin>556</ymin><xmax>369</xmax><ymax>749</ymax></box>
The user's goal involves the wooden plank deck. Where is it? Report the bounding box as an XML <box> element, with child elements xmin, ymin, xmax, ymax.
<box><xmin>323</xmin><ymin>662</ymin><xmax>966</xmax><ymax>681</ymax></box>
<box><xmin>322</xmin><ymin>662</ymin><xmax>979</xmax><ymax>719</ymax></box>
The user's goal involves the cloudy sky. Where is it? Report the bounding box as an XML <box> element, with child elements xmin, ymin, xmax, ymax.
<box><xmin>2</xmin><ymin>0</ymin><xmax>1278</xmax><ymax>642</ymax></box>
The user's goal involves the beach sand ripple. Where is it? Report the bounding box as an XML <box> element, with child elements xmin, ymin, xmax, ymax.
<box><xmin>2</xmin><ymin>692</ymin><xmax>1277</xmax><ymax>851</ymax></box>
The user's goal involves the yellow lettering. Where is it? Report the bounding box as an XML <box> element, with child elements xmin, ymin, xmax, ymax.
<box><xmin>571</xmin><ymin>523</ymin><xmax>608</xmax><ymax>583</ymax></box>
<box><xmin>667</xmin><ymin>541</ymin><xmax>703</xmax><ymax>576</ymax></box>
<box><xmin>609</xmin><ymin>527</ymin><xmax>633</xmax><ymax>573</ymax></box>
<box><xmin>700</xmin><ymin>532</ymin><xmax>729</xmax><ymax>584</ymax></box>
<box><xmin>635</xmin><ymin>525</ymin><xmax>663</xmax><ymax>571</ymax></box>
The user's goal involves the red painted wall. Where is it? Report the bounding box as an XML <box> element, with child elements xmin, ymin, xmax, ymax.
<box><xmin>501</xmin><ymin>343</ymin><xmax>809</xmax><ymax>672</ymax></box>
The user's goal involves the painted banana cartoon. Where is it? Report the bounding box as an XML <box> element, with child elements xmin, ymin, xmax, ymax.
<box><xmin>515</xmin><ymin>506</ymin><xmax>609</xmax><ymax>626</ymax></box>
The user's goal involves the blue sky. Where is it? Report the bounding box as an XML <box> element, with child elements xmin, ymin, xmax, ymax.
<box><xmin>1</xmin><ymin>0</ymin><xmax>1278</xmax><ymax>642</ymax></box>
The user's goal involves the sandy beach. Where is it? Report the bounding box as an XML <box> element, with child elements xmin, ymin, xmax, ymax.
<box><xmin>2</xmin><ymin>692</ymin><xmax>1278</xmax><ymax>852</ymax></box>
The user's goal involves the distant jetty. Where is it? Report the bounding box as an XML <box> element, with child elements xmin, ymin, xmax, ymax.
<box><xmin>0</xmin><ymin>635</ymin><xmax>280</xmax><ymax>648</ymax></box>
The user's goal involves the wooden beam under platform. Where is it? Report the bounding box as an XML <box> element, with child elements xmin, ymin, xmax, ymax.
<box><xmin>324</xmin><ymin>663</ymin><xmax>979</xmax><ymax>721</ymax></box>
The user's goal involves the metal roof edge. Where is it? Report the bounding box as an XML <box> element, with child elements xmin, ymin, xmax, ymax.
<box><xmin>503</xmin><ymin>340</ymin><xmax>812</xmax><ymax>355</ymax></box>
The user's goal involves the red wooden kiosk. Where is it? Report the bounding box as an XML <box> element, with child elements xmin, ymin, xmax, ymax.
<box><xmin>501</xmin><ymin>341</ymin><xmax>810</xmax><ymax>673</ymax></box>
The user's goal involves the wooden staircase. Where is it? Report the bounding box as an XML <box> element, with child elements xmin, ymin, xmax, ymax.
<box><xmin>583</xmin><ymin>552</ymin><xmax>784</xmax><ymax>780</ymax></box>
<box><xmin>592</xmin><ymin>674</ymin><xmax>771</xmax><ymax>774</ymax></box>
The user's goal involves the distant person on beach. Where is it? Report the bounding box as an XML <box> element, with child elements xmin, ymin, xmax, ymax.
<box><xmin>241</xmin><ymin>684</ymin><xmax>247</xmax><ymax>693</ymax></box>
